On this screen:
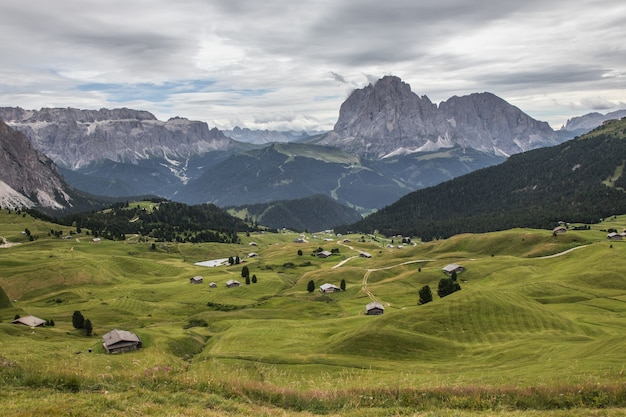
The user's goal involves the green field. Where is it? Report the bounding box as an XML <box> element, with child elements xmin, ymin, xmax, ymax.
<box><xmin>2</xmin><ymin>210</ymin><xmax>626</xmax><ymax>416</ymax></box>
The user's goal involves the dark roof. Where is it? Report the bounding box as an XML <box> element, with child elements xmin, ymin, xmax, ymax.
<box><xmin>102</xmin><ymin>329</ymin><xmax>141</xmax><ymax>349</ymax></box>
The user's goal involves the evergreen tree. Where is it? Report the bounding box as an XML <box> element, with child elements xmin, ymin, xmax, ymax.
<box><xmin>84</xmin><ymin>319</ymin><xmax>93</xmax><ymax>336</ymax></box>
<box><xmin>340</xmin><ymin>279</ymin><xmax>346</xmax><ymax>291</ymax></box>
<box><xmin>437</xmin><ymin>278</ymin><xmax>461</xmax><ymax>298</ymax></box>
<box><xmin>251</xmin><ymin>274</ymin><xmax>257</xmax><ymax>283</ymax></box>
<box><xmin>245</xmin><ymin>276</ymin><xmax>251</xmax><ymax>285</ymax></box>
<box><xmin>228</xmin><ymin>256</ymin><xmax>234</xmax><ymax>265</ymax></box>
<box><xmin>307</xmin><ymin>280</ymin><xmax>315</xmax><ymax>293</ymax></box>
<box><xmin>72</xmin><ymin>310</ymin><xmax>85</xmax><ymax>329</ymax></box>
<box><xmin>418</xmin><ymin>285</ymin><xmax>433</xmax><ymax>305</ymax></box>
<box><xmin>241</xmin><ymin>265</ymin><xmax>250</xmax><ymax>278</ymax></box>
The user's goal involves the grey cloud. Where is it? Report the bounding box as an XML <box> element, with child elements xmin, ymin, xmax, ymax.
<box><xmin>329</xmin><ymin>72</ymin><xmax>348</xmax><ymax>83</ymax></box>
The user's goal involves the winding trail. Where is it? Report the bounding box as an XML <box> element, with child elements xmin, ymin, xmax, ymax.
<box><xmin>332</xmin><ymin>240</ymin><xmax>591</xmax><ymax>308</ymax></box>
<box><xmin>334</xmin><ymin>241</ymin><xmax>430</xmax><ymax>306</ymax></box>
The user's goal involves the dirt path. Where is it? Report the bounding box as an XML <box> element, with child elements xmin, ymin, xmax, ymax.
<box><xmin>536</xmin><ymin>244</ymin><xmax>589</xmax><ymax>259</ymax></box>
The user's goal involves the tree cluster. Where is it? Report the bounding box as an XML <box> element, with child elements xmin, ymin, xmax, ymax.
<box><xmin>72</xmin><ymin>311</ymin><xmax>93</xmax><ymax>336</ymax></box>
<box><xmin>59</xmin><ymin>201</ymin><xmax>251</xmax><ymax>243</ymax></box>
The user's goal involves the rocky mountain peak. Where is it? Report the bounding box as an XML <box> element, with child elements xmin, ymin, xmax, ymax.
<box><xmin>314</xmin><ymin>76</ymin><xmax>560</xmax><ymax>158</ymax></box>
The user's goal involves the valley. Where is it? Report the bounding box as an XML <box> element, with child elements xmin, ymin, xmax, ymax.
<box><xmin>2</xmin><ymin>209</ymin><xmax>626</xmax><ymax>415</ymax></box>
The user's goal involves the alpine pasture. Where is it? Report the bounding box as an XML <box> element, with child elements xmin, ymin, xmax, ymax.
<box><xmin>2</xmin><ymin>209</ymin><xmax>626</xmax><ymax>416</ymax></box>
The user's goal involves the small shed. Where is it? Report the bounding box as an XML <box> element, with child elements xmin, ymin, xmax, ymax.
<box><xmin>365</xmin><ymin>301</ymin><xmax>385</xmax><ymax>315</ymax></box>
<box><xmin>102</xmin><ymin>329</ymin><xmax>142</xmax><ymax>354</ymax></box>
<box><xmin>190</xmin><ymin>275</ymin><xmax>203</xmax><ymax>284</ymax></box>
<box><xmin>442</xmin><ymin>263</ymin><xmax>465</xmax><ymax>276</ymax></box>
<box><xmin>11</xmin><ymin>315</ymin><xmax>46</xmax><ymax>327</ymax></box>
<box><xmin>209</xmin><ymin>282</ymin><xmax>217</xmax><ymax>288</ymax></box>
<box><xmin>553</xmin><ymin>226</ymin><xmax>567</xmax><ymax>235</ymax></box>
<box><xmin>248</xmin><ymin>252</ymin><xmax>258</xmax><ymax>258</ymax></box>
<box><xmin>607</xmin><ymin>232</ymin><xmax>623</xmax><ymax>240</ymax></box>
<box><xmin>316</xmin><ymin>250</ymin><xmax>332</xmax><ymax>258</ymax></box>
<box><xmin>360</xmin><ymin>252</ymin><xmax>372</xmax><ymax>258</ymax></box>
<box><xmin>226</xmin><ymin>279</ymin><xmax>241</xmax><ymax>288</ymax></box>
<box><xmin>319</xmin><ymin>283</ymin><xmax>341</xmax><ymax>293</ymax></box>
<box><xmin>249</xmin><ymin>241</ymin><xmax>258</xmax><ymax>246</ymax></box>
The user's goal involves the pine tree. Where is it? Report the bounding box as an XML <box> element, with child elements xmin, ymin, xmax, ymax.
<box><xmin>418</xmin><ymin>285</ymin><xmax>433</xmax><ymax>305</ymax></box>
<box><xmin>72</xmin><ymin>311</ymin><xmax>85</xmax><ymax>329</ymax></box>
<box><xmin>307</xmin><ymin>280</ymin><xmax>315</xmax><ymax>293</ymax></box>
<box><xmin>84</xmin><ymin>319</ymin><xmax>93</xmax><ymax>336</ymax></box>
<box><xmin>241</xmin><ymin>265</ymin><xmax>250</xmax><ymax>278</ymax></box>
<box><xmin>251</xmin><ymin>274</ymin><xmax>257</xmax><ymax>283</ymax></box>
<box><xmin>340</xmin><ymin>279</ymin><xmax>346</xmax><ymax>291</ymax></box>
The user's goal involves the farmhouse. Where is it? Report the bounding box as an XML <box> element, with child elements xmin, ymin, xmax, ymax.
<box><xmin>365</xmin><ymin>301</ymin><xmax>385</xmax><ymax>315</ymax></box>
<box><xmin>226</xmin><ymin>279</ymin><xmax>241</xmax><ymax>288</ymax></box>
<box><xmin>442</xmin><ymin>263</ymin><xmax>465</xmax><ymax>276</ymax></box>
<box><xmin>189</xmin><ymin>275</ymin><xmax>203</xmax><ymax>284</ymax></box>
<box><xmin>102</xmin><ymin>329</ymin><xmax>142</xmax><ymax>354</ymax></box>
<box><xmin>553</xmin><ymin>226</ymin><xmax>567</xmax><ymax>235</ymax></box>
<box><xmin>607</xmin><ymin>232</ymin><xmax>623</xmax><ymax>240</ymax></box>
<box><xmin>11</xmin><ymin>315</ymin><xmax>46</xmax><ymax>327</ymax></box>
<box><xmin>319</xmin><ymin>283</ymin><xmax>341</xmax><ymax>293</ymax></box>
<box><xmin>316</xmin><ymin>250</ymin><xmax>332</xmax><ymax>258</ymax></box>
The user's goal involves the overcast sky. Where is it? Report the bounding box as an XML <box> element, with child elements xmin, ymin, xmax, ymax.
<box><xmin>1</xmin><ymin>0</ymin><xmax>624</xmax><ymax>131</ymax></box>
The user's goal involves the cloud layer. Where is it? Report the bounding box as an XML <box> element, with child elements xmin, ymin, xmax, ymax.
<box><xmin>1</xmin><ymin>0</ymin><xmax>624</xmax><ymax>130</ymax></box>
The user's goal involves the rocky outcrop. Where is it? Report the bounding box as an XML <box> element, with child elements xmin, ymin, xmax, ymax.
<box><xmin>315</xmin><ymin>76</ymin><xmax>560</xmax><ymax>158</ymax></box>
<box><xmin>0</xmin><ymin>120</ymin><xmax>72</xmax><ymax>209</ymax></box>
<box><xmin>560</xmin><ymin>110</ymin><xmax>626</xmax><ymax>136</ymax></box>
<box><xmin>0</xmin><ymin>107</ymin><xmax>234</xmax><ymax>169</ymax></box>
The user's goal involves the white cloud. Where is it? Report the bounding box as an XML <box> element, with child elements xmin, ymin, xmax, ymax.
<box><xmin>0</xmin><ymin>0</ymin><xmax>624</xmax><ymax>130</ymax></box>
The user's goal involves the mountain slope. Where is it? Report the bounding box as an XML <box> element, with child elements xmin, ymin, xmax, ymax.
<box><xmin>0</xmin><ymin>120</ymin><xmax>73</xmax><ymax>210</ymax></box>
<box><xmin>312</xmin><ymin>75</ymin><xmax>559</xmax><ymax>158</ymax></box>
<box><xmin>337</xmin><ymin>117</ymin><xmax>626</xmax><ymax>239</ymax></box>
<box><xmin>178</xmin><ymin>141</ymin><xmax>504</xmax><ymax>213</ymax></box>
<box><xmin>228</xmin><ymin>194</ymin><xmax>362</xmax><ymax>231</ymax></box>
<box><xmin>0</xmin><ymin>120</ymin><xmax>120</xmax><ymax>213</ymax></box>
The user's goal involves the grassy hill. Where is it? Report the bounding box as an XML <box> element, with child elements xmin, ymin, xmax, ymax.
<box><xmin>2</xmin><ymin>209</ymin><xmax>626</xmax><ymax>415</ymax></box>
<box><xmin>227</xmin><ymin>193</ymin><xmax>362</xmax><ymax>232</ymax></box>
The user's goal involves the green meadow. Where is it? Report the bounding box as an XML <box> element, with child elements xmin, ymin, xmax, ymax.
<box><xmin>2</xmin><ymin>210</ymin><xmax>626</xmax><ymax>416</ymax></box>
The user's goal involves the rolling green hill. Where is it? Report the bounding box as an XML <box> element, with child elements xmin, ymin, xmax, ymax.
<box><xmin>2</xmin><ymin>210</ymin><xmax>626</xmax><ymax>416</ymax></box>
<box><xmin>227</xmin><ymin>193</ymin><xmax>362</xmax><ymax>232</ymax></box>
<box><xmin>338</xmin><ymin>117</ymin><xmax>626</xmax><ymax>239</ymax></box>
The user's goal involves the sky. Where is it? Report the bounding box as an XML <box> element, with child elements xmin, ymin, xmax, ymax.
<box><xmin>1</xmin><ymin>0</ymin><xmax>625</xmax><ymax>131</ymax></box>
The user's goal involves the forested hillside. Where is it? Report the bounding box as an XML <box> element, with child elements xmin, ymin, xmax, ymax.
<box><xmin>337</xmin><ymin>118</ymin><xmax>626</xmax><ymax>239</ymax></box>
<box><xmin>56</xmin><ymin>200</ymin><xmax>250</xmax><ymax>243</ymax></box>
<box><xmin>228</xmin><ymin>194</ymin><xmax>362</xmax><ymax>232</ymax></box>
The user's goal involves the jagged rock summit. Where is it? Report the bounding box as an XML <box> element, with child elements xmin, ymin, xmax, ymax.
<box><xmin>0</xmin><ymin>107</ymin><xmax>234</xmax><ymax>169</ymax></box>
<box><xmin>0</xmin><ymin>120</ymin><xmax>72</xmax><ymax>210</ymax></box>
<box><xmin>314</xmin><ymin>75</ymin><xmax>559</xmax><ymax>158</ymax></box>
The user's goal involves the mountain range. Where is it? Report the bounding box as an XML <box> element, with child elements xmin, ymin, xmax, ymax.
<box><xmin>1</xmin><ymin>75</ymin><xmax>623</xmax><ymax>229</ymax></box>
